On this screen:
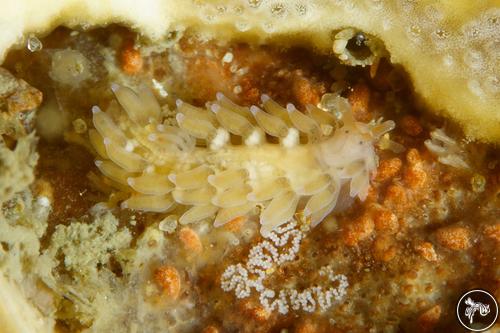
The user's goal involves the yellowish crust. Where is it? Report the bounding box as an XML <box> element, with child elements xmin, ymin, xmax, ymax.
<box><xmin>0</xmin><ymin>0</ymin><xmax>499</xmax><ymax>143</ymax></box>
<box><xmin>0</xmin><ymin>274</ymin><xmax>53</xmax><ymax>333</ymax></box>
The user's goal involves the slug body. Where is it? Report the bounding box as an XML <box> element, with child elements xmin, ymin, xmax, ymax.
<box><xmin>90</xmin><ymin>85</ymin><xmax>394</xmax><ymax>234</ymax></box>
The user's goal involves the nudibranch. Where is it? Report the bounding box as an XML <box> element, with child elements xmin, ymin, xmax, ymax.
<box><xmin>89</xmin><ymin>84</ymin><xmax>394</xmax><ymax>235</ymax></box>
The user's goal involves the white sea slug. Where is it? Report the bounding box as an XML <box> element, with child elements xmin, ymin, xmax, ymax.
<box><xmin>89</xmin><ymin>84</ymin><xmax>394</xmax><ymax>235</ymax></box>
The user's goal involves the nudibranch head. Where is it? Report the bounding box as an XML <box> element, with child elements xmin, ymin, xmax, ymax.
<box><xmin>89</xmin><ymin>84</ymin><xmax>394</xmax><ymax>234</ymax></box>
<box><xmin>314</xmin><ymin>93</ymin><xmax>395</xmax><ymax>201</ymax></box>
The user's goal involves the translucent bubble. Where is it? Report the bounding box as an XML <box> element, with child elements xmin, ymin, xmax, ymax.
<box><xmin>319</xmin><ymin>93</ymin><xmax>342</xmax><ymax>111</ymax></box>
<box><xmin>26</xmin><ymin>35</ymin><xmax>42</xmax><ymax>52</ymax></box>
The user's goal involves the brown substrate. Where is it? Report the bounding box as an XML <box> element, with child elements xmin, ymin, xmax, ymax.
<box><xmin>1</xmin><ymin>26</ymin><xmax>499</xmax><ymax>332</ymax></box>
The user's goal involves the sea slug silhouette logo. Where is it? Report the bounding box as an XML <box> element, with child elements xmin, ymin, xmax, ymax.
<box><xmin>465</xmin><ymin>297</ymin><xmax>490</xmax><ymax>324</ymax></box>
<box><xmin>457</xmin><ymin>289</ymin><xmax>498</xmax><ymax>332</ymax></box>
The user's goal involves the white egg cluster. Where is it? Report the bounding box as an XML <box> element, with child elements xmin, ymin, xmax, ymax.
<box><xmin>220</xmin><ymin>219</ymin><xmax>348</xmax><ymax>314</ymax></box>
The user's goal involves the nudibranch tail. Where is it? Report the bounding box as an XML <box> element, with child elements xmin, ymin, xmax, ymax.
<box><xmin>89</xmin><ymin>84</ymin><xmax>395</xmax><ymax>234</ymax></box>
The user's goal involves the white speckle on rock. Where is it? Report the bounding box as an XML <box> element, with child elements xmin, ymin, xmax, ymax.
<box><xmin>152</xmin><ymin>79</ymin><xmax>168</xmax><ymax>97</ymax></box>
<box><xmin>222</xmin><ymin>52</ymin><xmax>234</xmax><ymax>63</ymax></box>
<box><xmin>37</xmin><ymin>196</ymin><xmax>51</xmax><ymax>207</ymax></box>
<box><xmin>233</xmin><ymin>85</ymin><xmax>242</xmax><ymax>94</ymax></box>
